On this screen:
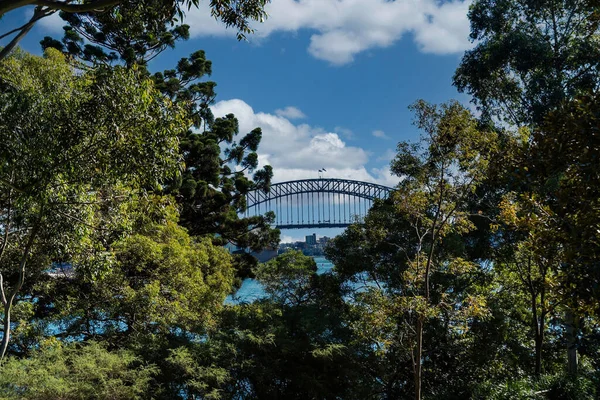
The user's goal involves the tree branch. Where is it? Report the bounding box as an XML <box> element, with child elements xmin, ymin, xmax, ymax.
<box><xmin>0</xmin><ymin>6</ymin><xmax>52</xmax><ymax>61</ymax></box>
<box><xmin>0</xmin><ymin>185</ymin><xmax>12</xmax><ymax>307</ymax></box>
<box><xmin>0</xmin><ymin>210</ymin><xmax>43</xmax><ymax>361</ymax></box>
<box><xmin>0</xmin><ymin>0</ymin><xmax>121</xmax><ymax>16</ymax></box>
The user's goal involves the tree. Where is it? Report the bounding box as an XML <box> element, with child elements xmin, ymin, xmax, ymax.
<box><xmin>327</xmin><ymin>100</ymin><xmax>496</xmax><ymax>400</ymax></box>
<box><xmin>0</xmin><ymin>340</ymin><xmax>156</xmax><ymax>399</ymax></box>
<box><xmin>28</xmin><ymin>213</ymin><xmax>238</xmax><ymax>399</ymax></box>
<box><xmin>524</xmin><ymin>94</ymin><xmax>600</xmax><ymax>376</ymax></box>
<box><xmin>255</xmin><ymin>250</ymin><xmax>318</xmax><ymax>306</ymax></box>
<box><xmin>43</xmin><ymin>219</ymin><xmax>234</xmax><ymax>342</ymax></box>
<box><xmin>0</xmin><ymin>48</ymin><xmax>186</xmax><ymax>360</ymax></box>
<box><xmin>173</xmin><ymin>251</ymin><xmax>371</xmax><ymax>399</ymax></box>
<box><xmin>496</xmin><ymin>197</ymin><xmax>563</xmax><ymax>377</ymax></box>
<box><xmin>41</xmin><ymin>17</ymin><xmax>279</xmax><ymax>274</ymax></box>
<box><xmin>156</xmin><ymin>53</ymin><xmax>279</xmax><ymax>258</ymax></box>
<box><xmin>454</xmin><ymin>0</ymin><xmax>600</xmax><ymax>377</ymax></box>
<box><xmin>0</xmin><ymin>0</ymin><xmax>270</xmax><ymax>61</ymax></box>
<box><xmin>454</xmin><ymin>0</ymin><xmax>600</xmax><ymax>126</ymax></box>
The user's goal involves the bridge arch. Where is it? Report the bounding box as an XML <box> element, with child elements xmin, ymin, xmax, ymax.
<box><xmin>245</xmin><ymin>178</ymin><xmax>393</xmax><ymax>229</ymax></box>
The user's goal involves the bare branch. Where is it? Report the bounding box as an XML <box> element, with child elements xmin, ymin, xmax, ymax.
<box><xmin>0</xmin><ymin>6</ymin><xmax>54</xmax><ymax>60</ymax></box>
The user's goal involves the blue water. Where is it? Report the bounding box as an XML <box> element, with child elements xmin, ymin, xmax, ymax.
<box><xmin>227</xmin><ymin>256</ymin><xmax>333</xmax><ymax>303</ymax></box>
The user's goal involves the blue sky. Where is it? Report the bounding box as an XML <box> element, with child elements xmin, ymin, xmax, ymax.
<box><xmin>2</xmin><ymin>0</ymin><xmax>474</xmax><ymax>242</ymax></box>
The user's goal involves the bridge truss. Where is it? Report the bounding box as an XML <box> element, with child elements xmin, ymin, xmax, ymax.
<box><xmin>245</xmin><ymin>178</ymin><xmax>393</xmax><ymax>229</ymax></box>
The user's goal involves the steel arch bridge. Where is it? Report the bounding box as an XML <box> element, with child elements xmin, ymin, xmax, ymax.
<box><xmin>245</xmin><ymin>178</ymin><xmax>393</xmax><ymax>229</ymax></box>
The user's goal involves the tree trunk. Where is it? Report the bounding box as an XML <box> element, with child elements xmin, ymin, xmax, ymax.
<box><xmin>565</xmin><ymin>309</ymin><xmax>577</xmax><ymax>376</ymax></box>
<box><xmin>413</xmin><ymin>316</ymin><xmax>423</xmax><ymax>400</ymax></box>
<box><xmin>0</xmin><ymin>302</ymin><xmax>12</xmax><ymax>361</ymax></box>
<box><xmin>534</xmin><ymin>331</ymin><xmax>543</xmax><ymax>377</ymax></box>
<box><xmin>0</xmin><ymin>11</ymin><xmax>37</xmax><ymax>61</ymax></box>
<box><xmin>531</xmin><ymin>290</ymin><xmax>546</xmax><ymax>377</ymax></box>
<box><xmin>0</xmin><ymin>218</ymin><xmax>40</xmax><ymax>361</ymax></box>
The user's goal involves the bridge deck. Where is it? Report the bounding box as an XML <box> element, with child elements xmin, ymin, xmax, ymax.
<box><xmin>245</xmin><ymin>178</ymin><xmax>393</xmax><ymax>229</ymax></box>
<box><xmin>275</xmin><ymin>223</ymin><xmax>351</xmax><ymax>230</ymax></box>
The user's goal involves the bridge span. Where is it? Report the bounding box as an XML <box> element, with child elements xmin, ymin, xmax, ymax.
<box><xmin>245</xmin><ymin>178</ymin><xmax>393</xmax><ymax>229</ymax></box>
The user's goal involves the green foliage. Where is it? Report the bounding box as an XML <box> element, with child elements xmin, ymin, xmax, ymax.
<box><xmin>0</xmin><ymin>340</ymin><xmax>156</xmax><ymax>400</ymax></box>
<box><xmin>164</xmin><ymin>251</ymin><xmax>374</xmax><ymax>399</ymax></box>
<box><xmin>326</xmin><ymin>100</ymin><xmax>497</xmax><ymax>399</ymax></box>
<box><xmin>0</xmin><ymin>48</ymin><xmax>183</xmax><ymax>194</ymax></box>
<box><xmin>528</xmin><ymin>94</ymin><xmax>600</xmax><ymax>308</ymax></box>
<box><xmin>454</xmin><ymin>0</ymin><xmax>600</xmax><ymax>126</ymax></box>
<box><xmin>454</xmin><ymin>0</ymin><xmax>600</xmax><ymax>385</ymax></box>
<box><xmin>149</xmin><ymin>49</ymin><xmax>278</xmax><ymax>256</ymax></box>
<box><xmin>1</xmin><ymin>1</ymin><xmax>599</xmax><ymax>398</ymax></box>
<box><xmin>38</xmin><ymin>1</ymin><xmax>279</xmax><ymax>267</ymax></box>
<box><xmin>39</xmin><ymin>219</ymin><xmax>234</xmax><ymax>341</ymax></box>
<box><xmin>0</xmin><ymin>48</ymin><xmax>186</xmax><ymax>358</ymax></box>
<box><xmin>254</xmin><ymin>250</ymin><xmax>317</xmax><ymax>305</ymax></box>
<box><xmin>473</xmin><ymin>373</ymin><xmax>597</xmax><ymax>400</ymax></box>
<box><xmin>2</xmin><ymin>0</ymin><xmax>270</xmax><ymax>62</ymax></box>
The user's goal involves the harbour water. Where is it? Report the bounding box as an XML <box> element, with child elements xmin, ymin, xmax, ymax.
<box><xmin>228</xmin><ymin>256</ymin><xmax>333</xmax><ymax>303</ymax></box>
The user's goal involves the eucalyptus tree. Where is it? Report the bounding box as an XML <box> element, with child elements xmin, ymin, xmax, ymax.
<box><xmin>327</xmin><ymin>100</ymin><xmax>497</xmax><ymax>400</ymax></box>
<box><xmin>0</xmin><ymin>48</ymin><xmax>186</xmax><ymax>360</ymax></box>
<box><xmin>454</xmin><ymin>0</ymin><xmax>600</xmax><ymax>127</ymax></box>
<box><xmin>454</xmin><ymin>0</ymin><xmax>600</xmax><ymax>376</ymax></box>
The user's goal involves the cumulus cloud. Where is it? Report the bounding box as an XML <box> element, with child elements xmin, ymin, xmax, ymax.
<box><xmin>275</xmin><ymin>106</ymin><xmax>306</xmax><ymax>119</ymax></box>
<box><xmin>372</xmin><ymin>130</ymin><xmax>389</xmax><ymax>139</ymax></box>
<box><xmin>281</xmin><ymin>234</ymin><xmax>304</xmax><ymax>243</ymax></box>
<box><xmin>185</xmin><ymin>0</ymin><xmax>473</xmax><ymax>65</ymax></box>
<box><xmin>211</xmin><ymin>99</ymin><xmax>399</xmax><ymax>187</ymax></box>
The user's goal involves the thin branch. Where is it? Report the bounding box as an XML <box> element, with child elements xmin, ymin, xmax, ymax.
<box><xmin>55</xmin><ymin>209</ymin><xmax>109</xmax><ymax>231</ymax></box>
<box><xmin>0</xmin><ymin>0</ymin><xmax>121</xmax><ymax>16</ymax></box>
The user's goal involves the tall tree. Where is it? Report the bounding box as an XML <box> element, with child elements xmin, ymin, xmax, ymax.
<box><xmin>0</xmin><ymin>48</ymin><xmax>185</xmax><ymax>359</ymax></box>
<box><xmin>327</xmin><ymin>100</ymin><xmax>496</xmax><ymax>400</ymax></box>
<box><xmin>454</xmin><ymin>0</ymin><xmax>600</xmax><ymax>376</ymax></box>
<box><xmin>152</xmin><ymin>50</ymin><xmax>278</xmax><ymax>257</ymax></box>
<box><xmin>454</xmin><ymin>0</ymin><xmax>600</xmax><ymax>126</ymax></box>
<box><xmin>40</xmin><ymin>12</ymin><xmax>279</xmax><ymax>275</ymax></box>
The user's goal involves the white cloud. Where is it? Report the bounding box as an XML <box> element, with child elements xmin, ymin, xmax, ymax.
<box><xmin>370</xmin><ymin>167</ymin><xmax>400</xmax><ymax>188</ymax></box>
<box><xmin>334</xmin><ymin>126</ymin><xmax>354</xmax><ymax>140</ymax></box>
<box><xmin>376</xmin><ymin>149</ymin><xmax>397</xmax><ymax>162</ymax></box>
<box><xmin>211</xmin><ymin>98</ymin><xmax>399</xmax><ymax>187</ymax></box>
<box><xmin>185</xmin><ymin>0</ymin><xmax>473</xmax><ymax>65</ymax></box>
<box><xmin>280</xmin><ymin>234</ymin><xmax>304</xmax><ymax>243</ymax></box>
<box><xmin>372</xmin><ymin>130</ymin><xmax>389</xmax><ymax>139</ymax></box>
<box><xmin>275</xmin><ymin>106</ymin><xmax>306</xmax><ymax>119</ymax></box>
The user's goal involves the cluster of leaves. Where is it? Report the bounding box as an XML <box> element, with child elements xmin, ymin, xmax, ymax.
<box><xmin>0</xmin><ymin>6</ymin><xmax>278</xmax><ymax>396</ymax></box>
<box><xmin>2</xmin><ymin>0</ymin><xmax>600</xmax><ymax>398</ymax></box>
<box><xmin>1</xmin><ymin>0</ymin><xmax>270</xmax><ymax>62</ymax></box>
<box><xmin>0</xmin><ymin>340</ymin><xmax>155</xmax><ymax>400</ymax></box>
<box><xmin>38</xmin><ymin>1</ymin><xmax>280</xmax><ymax>271</ymax></box>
